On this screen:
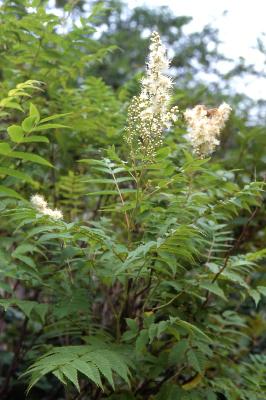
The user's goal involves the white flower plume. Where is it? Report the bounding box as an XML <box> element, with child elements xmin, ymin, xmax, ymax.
<box><xmin>31</xmin><ymin>194</ymin><xmax>63</xmax><ymax>220</ymax></box>
<box><xmin>125</xmin><ymin>31</ymin><xmax>178</xmax><ymax>158</ymax></box>
<box><xmin>184</xmin><ymin>102</ymin><xmax>232</xmax><ymax>157</ymax></box>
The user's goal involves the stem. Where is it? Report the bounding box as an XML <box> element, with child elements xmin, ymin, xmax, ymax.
<box><xmin>117</xmin><ymin>278</ymin><xmax>133</xmax><ymax>339</ymax></box>
<box><xmin>151</xmin><ymin>292</ymin><xmax>183</xmax><ymax>312</ymax></box>
<box><xmin>110</xmin><ymin>169</ymin><xmax>130</xmax><ymax>231</ymax></box>
<box><xmin>135</xmin><ymin>269</ymin><xmax>153</xmax><ymax>298</ymax></box>
<box><xmin>130</xmin><ymin>164</ymin><xmax>146</xmax><ymax>228</ymax></box>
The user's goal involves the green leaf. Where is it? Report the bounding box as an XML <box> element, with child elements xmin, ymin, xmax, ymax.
<box><xmin>10</xmin><ymin>151</ymin><xmax>52</xmax><ymax>167</ymax></box>
<box><xmin>32</xmin><ymin>123</ymin><xmax>69</xmax><ymax>131</ymax></box>
<box><xmin>61</xmin><ymin>365</ymin><xmax>80</xmax><ymax>392</ymax></box>
<box><xmin>0</xmin><ymin>299</ymin><xmax>36</xmax><ymax>319</ymax></box>
<box><xmin>125</xmin><ymin>318</ymin><xmax>138</xmax><ymax>332</ymax></box>
<box><xmin>20</xmin><ymin>135</ymin><xmax>49</xmax><ymax>143</ymax></box>
<box><xmin>176</xmin><ymin>320</ymin><xmax>213</xmax><ymax>343</ymax></box>
<box><xmin>12</xmin><ymin>244</ymin><xmax>38</xmax><ymax>257</ymax></box>
<box><xmin>26</xmin><ymin>225</ymin><xmax>59</xmax><ymax>239</ymax></box>
<box><xmin>87</xmin><ymin>352</ymin><xmax>114</xmax><ymax>389</ymax></box>
<box><xmin>22</xmin><ymin>116</ymin><xmax>38</xmax><ymax>133</ymax></box>
<box><xmin>26</xmin><ymin>371</ymin><xmax>46</xmax><ymax>394</ymax></box>
<box><xmin>206</xmin><ymin>389</ymin><xmax>218</xmax><ymax>400</ymax></box>
<box><xmin>40</xmin><ymin>113</ymin><xmax>71</xmax><ymax>123</ymax></box>
<box><xmin>29</xmin><ymin>103</ymin><xmax>40</xmax><ymax>122</ymax></box>
<box><xmin>53</xmin><ymin>370</ymin><xmax>67</xmax><ymax>385</ymax></box>
<box><xmin>7</xmin><ymin>125</ymin><xmax>24</xmax><ymax>142</ymax></box>
<box><xmin>168</xmin><ymin>340</ymin><xmax>189</xmax><ymax>365</ymax></box>
<box><xmin>187</xmin><ymin>349</ymin><xmax>205</xmax><ymax>373</ymax></box>
<box><xmin>33</xmin><ymin>303</ymin><xmax>48</xmax><ymax>323</ymax></box>
<box><xmin>0</xmin><ymin>185</ymin><xmax>24</xmax><ymax>200</ymax></box>
<box><xmin>0</xmin><ymin>98</ymin><xmax>23</xmax><ymax>111</ymax></box>
<box><xmin>200</xmin><ymin>282</ymin><xmax>227</xmax><ymax>301</ymax></box>
<box><xmin>14</xmin><ymin>254</ymin><xmax>37</xmax><ymax>270</ymax></box>
<box><xmin>257</xmin><ymin>286</ymin><xmax>266</xmax><ymax>296</ymax></box>
<box><xmin>0</xmin><ymin>142</ymin><xmax>12</xmax><ymax>155</ymax></box>
<box><xmin>25</xmin><ymin>345</ymin><xmax>131</xmax><ymax>392</ymax></box>
<box><xmin>249</xmin><ymin>289</ymin><xmax>261</xmax><ymax>307</ymax></box>
<box><xmin>0</xmin><ymin>299</ymin><xmax>12</xmax><ymax>311</ymax></box>
<box><xmin>135</xmin><ymin>329</ymin><xmax>149</xmax><ymax>354</ymax></box>
<box><xmin>72</xmin><ymin>359</ymin><xmax>103</xmax><ymax>388</ymax></box>
<box><xmin>101</xmin><ymin>350</ymin><xmax>131</xmax><ymax>385</ymax></box>
<box><xmin>17</xmin><ymin>300</ymin><xmax>35</xmax><ymax>318</ymax></box>
<box><xmin>0</xmin><ymin>167</ymin><xmax>34</xmax><ymax>184</ymax></box>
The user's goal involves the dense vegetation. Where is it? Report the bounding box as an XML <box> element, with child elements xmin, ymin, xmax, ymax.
<box><xmin>0</xmin><ymin>1</ymin><xmax>265</xmax><ymax>399</ymax></box>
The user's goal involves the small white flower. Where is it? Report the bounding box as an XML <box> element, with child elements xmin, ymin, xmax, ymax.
<box><xmin>52</xmin><ymin>209</ymin><xmax>63</xmax><ymax>220</ymax></box>
<box><xmin>30</xmin><ymin>193</ymin><xmax>63</xmax><ymax>220</ymax></box>
<box><xmin>219</xmin><ymin>102</ymin><xmax>232</xmax><ymax>120</ymax></box>
<box><xmin>30</xmin><ymin>194</ymin><xmax>47</xmax><ymax>210</ymax></box>
<box><xmin>43</xmin><ymin>208</ymin><xmax>63</xmax><ymax>220</ymax></box>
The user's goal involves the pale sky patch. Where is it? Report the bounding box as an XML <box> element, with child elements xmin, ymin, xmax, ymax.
<box><xmin>128</xmin><ymin>0</ymin><xmax>266</xmax><ymax>100</ymax></box>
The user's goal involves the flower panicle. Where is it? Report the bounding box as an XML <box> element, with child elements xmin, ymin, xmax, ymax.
<box><xmin>125</xmin><ymin>31</ymin><xmax>179</xmax><ymax>159</ymax></box>
<box><xmin>30</xmin><ymin>194</ymin><xmax>63</xmax><ymax>220</ymax></box>
<box><xmin>184</xmin><ymin>102</ymin><xmax>232</xmax><ymax>158</ymax></box>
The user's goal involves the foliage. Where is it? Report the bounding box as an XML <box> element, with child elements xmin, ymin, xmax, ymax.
<box><xmin>0</xmin><ymin>1</ymin><xmax>265</xmax><ymax>400</ymax></box>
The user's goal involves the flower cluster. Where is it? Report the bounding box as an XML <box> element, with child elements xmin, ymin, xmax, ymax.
<box><xmin>184</xmin><ymin>102</ymin><xmax>232</xmax><ymax>157</ymax></box>
<box><xmin>30</xmin><ymin>194</ymin><xmax>63</xmax><ymax>220</ymax></box>
<box><xmin>125</xmin><ymin>31</ymin><xmax>178</xmax><ymax>159</ymax></box>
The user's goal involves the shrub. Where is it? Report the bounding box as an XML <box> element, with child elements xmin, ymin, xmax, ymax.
<box><xmin>0</xmin><ymin>2</ymin><xmax>265</xmax><ymax>400</ymax></box>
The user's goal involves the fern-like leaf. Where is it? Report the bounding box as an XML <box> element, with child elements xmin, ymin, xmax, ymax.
<box><xmin>22</xmin><ymin>345</ymin><xmax>131</xmax><ymax>392</ymax></box>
